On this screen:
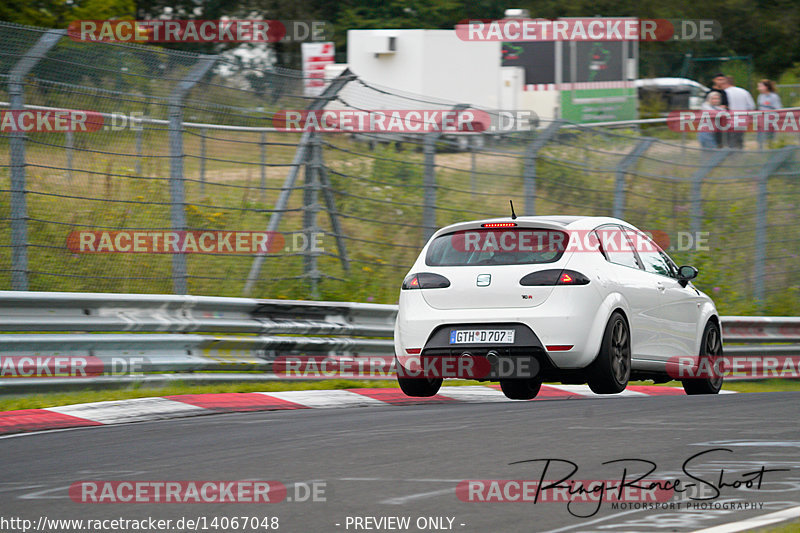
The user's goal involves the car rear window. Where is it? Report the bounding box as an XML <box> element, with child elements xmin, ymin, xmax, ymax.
<box><xmin>425</xmin><ymin>228</ymin><xmax>568</xmax><ymax>266</ymax></box>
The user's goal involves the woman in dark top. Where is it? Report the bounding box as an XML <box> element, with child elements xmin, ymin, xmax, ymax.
<box><xmin>707</xmin><ymin>76</ymin><xmax>729</xmax><ymax>147</ymax></box>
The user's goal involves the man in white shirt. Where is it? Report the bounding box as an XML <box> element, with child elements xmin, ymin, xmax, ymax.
<box><xmin>712</xmin><ymin>73</ymin><xmax>756</xmax><ymax>149</ymax></box>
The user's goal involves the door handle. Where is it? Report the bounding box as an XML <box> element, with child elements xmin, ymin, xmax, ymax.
<box><xmin>656</xmin><ymin>282</ymin><xmax>665</xmax><ymax>292</ymax></box>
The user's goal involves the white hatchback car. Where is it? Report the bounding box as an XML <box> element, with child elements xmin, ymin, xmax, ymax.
<box><xmin>394</xmin><ymin>215</ymin><xmax>723</xmax><ymax>399</ymax></box>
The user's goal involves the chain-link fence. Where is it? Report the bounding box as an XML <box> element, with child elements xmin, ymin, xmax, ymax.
<box><xmin>1</xmin><ymin>22</ymin><xmax>799</xmax><ymax>315</ymax></box>
<box><xmin>777</xmin><ymin>84</ymin><xmax>800</xmax><ymax>108</ymax></box>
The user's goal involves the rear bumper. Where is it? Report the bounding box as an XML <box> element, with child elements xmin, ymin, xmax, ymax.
<box><xmin>395</xmin><ymin>288</ymin><xmax>605</xmax><ymax>370</ymax></box>
<box><xmin>416</xmin><ymin>322</ymin><xmax>545</xmax><ymax>379</ymax></box>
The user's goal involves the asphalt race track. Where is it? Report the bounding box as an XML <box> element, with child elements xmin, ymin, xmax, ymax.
<box><xmin>2</xmin><ymin>392</ymin><xmax>799</xmax><ymax>533</ymax></box>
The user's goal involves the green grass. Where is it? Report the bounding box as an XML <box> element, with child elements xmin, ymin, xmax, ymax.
<box><xmin>1</xmin><ymin>378</ymin><xmax>796</xmax><ymax>412</ymax></box>
<box><xmin>629</xmin><ymin>379</ymin><xmax>800</xmax><ymax>393</ymax></box>
<box><xmin>754</xmin><ymin>520</ymin><xmax>800</xmax><ymax>533</ymax></box>
<box><xmin>1</xmin><ymin>122</ymin><xmax>798</xmax><ymax>314</ymax></box>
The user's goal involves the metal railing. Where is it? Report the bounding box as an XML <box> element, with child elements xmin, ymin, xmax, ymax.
<box><xmin>719</xmin><ymin>316</ymin><xmax>800</xmax><ymax>357</ymax></box>
<box><xmin>0</xmin><ymin>291</ymin><xmax>395</xmax><ymax>388</ymax></box>
<box><xmin>0</xmin><ymin>292</ymin><xmax>797</xmax><ymax>388</ymax></box>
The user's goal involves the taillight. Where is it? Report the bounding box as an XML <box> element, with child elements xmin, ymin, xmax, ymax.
<box><xmin>402</xmin><ymin>272</ymin><xmax>451</xmax><ymax>290</ymax></box>
<box><xmin>520</xmin><ymin>269</ymin><xmax>590</xmax><ymax>286</ymax></box>
<box><xmin>546</xmin><ymin>345</ymin><xmax>574</xmax><ymax>351</ymax></box>
<box><xmin>481</xmin><ymin>222</ymin><xmax>517</xmax><ymax>228</ymax></box>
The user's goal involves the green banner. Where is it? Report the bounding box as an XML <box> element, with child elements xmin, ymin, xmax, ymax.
<box><xmin>560</xmin><ymin>87</ymin><xmax>637</xmax><ymax>123</ymax></box>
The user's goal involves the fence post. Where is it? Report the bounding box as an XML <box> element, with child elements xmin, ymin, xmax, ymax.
<box><xmin>65</xmin><ymin>130</ymin><xmax>74</xmax><ymax>182</ymax></box>
<box><xmin>680</xmin><ymin>130</ymin><xmax>686</xmax><ymax>156</ymax></box>
<box><xmin>470</xmin><ymin>147</ymin><xmax>476</xmax><ymax>197</ymax></box>
<box><xmin>753</xmin><ymin>147</ymin><xmax>796</xmax><ymax>306</ymax></box>
<box><xmin>168</xmin><ymin>55</ymin><xmax>217</xmax><ymax>295</ymax></box>
<box><xmin>260</xmin><ymin>130</ymin><xmax>268</xmax><ymax>201</ymax></box>
<box><xmin>243</xmin><ymin>69</ymin><xmax>356</xmax><ymax>296</ymax></box>
<box><xmin>135</xmin><ymin>123</ymin><xmax>144</xmax><ymax>177</ymax></box>
<box><xmin>689</xmin><ymin>149</ymin><xmax>730</xmax><ymax>238</ymax></box>
<box><xmin>612</xmin><ymin>138</ymin><xmax>654</xmax><ymax>219</ymax></box>
<box><xmin>199</xmin><ymin>127</ymin><xmax>207</xmax><ymax>194</ymax></box>
<box><xmin>304</xmin><ymin>133</ymin><xmax>322</xmax><ymax>299</ymax></box>
<box><xmin>523</xmin><ymin>120</ymin><xmax>562</xmax><ymax>216</ymax></box>
<box><xmin>8</xmin><ymin>29</ymin><xmax>65</xmax><ymax>291</ymax></box>
<box><xmin>422</xmin><ymin>134</ymin><xmax>437</xmax><ymax>241</ymax></box>
<box><xmin>317</xmin><ymin>155</ymin><xmax>350</xmax><ymax>274</ymax></box>
<box><xmin>420</xmin><ymin>104</ymin><xmax>471</xmax><ymax>241</ymax></box>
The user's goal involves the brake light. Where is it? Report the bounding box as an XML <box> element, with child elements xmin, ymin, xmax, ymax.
<box><xmin>546</xmin><ymin>345</ymin><xmax>574</xmax><ymax>352</ymax></box>
<box><xmin>481</xmin><ymin>222</ymin><xmax>517</xmax><ymax>228</ymax></box>
<box><xmin>402</xmin><ymin>272</ymin><xmax>451</xmax><ymax>290</ymax></box>
<box><xmin>520</xmin><ymin>269</ymin><xmax>590</xmax><ymax>286</ymax></box>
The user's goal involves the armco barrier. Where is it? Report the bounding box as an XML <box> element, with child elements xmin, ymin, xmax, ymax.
<box><xmin>0</xmin><ymin>291</ymin><xmax>396</xmax><ymax>386</ymax></box>
<box><xmin>0</xmin><ymin>292</ymin><xmax>797</xmax><ymax>387</ymax></box>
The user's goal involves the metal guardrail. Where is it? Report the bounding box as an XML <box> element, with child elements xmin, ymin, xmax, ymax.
<box><xmin>0</xmin><ymin>292</ymin><xmax>797</xmax><ymax>388</ymax></box>
<box><xmin>720</xmin><ymin>316</ymin><xmax>800</xmax><ymax>359</ymax></box>
<box><xmin>0</xmin><ymin>292</ymin><xmax>396</xmax><ymax>386</ymax></box>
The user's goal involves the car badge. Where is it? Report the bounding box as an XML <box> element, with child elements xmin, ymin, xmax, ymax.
<box><xmin>477</xmin><ymin>274</ymin><xmax>491</xmax><ymax>287</ymax></box>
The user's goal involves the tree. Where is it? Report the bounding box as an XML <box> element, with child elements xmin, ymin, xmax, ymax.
<box><xmin>0</xmin><ymin>0</ymin><xmax>134</xmax><ymax>28</ymax></box>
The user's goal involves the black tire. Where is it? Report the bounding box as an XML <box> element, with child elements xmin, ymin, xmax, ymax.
<box><xmin>588</xmin><ymin>312</ymin><xmax>631</xmax><ymax>394</ymax></box>
<box><xmin>683</xmin><ymin>321</ymin><xmax>724</xmax><ymax>395</ymax></box>
<box><xmin>499</xmin><ymin>378</ymin><xmax>542</xmax><ymax>400</ymax></box>
<box><xmin>397</xmin><ymin>376</ymin><xmax>443</xmax><ymax>397</ymax></box>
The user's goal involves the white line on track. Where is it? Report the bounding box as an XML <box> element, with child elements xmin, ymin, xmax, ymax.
<box><xmin>46</xmin><ymin>396</ymin><xmax>207</xmax><ymax>424</ymax></box>
<box><xmin>18</xmin><ymin>484</ymin><xmax>72</xmax><ymax>500</ymax></box>
<box><xmin>380</xmin><ymin>487</ymin><xmax>456</xmax><ymax>505</ymax></box>
<box><xmin>339</xmin><ymin>477</ymin><xmax>463</xmax><ymax>482</ymax></box>
<box><xmin>435</xmin><ymin>386</ymin><xmax>512</xmax><ymax>402</ymax></box>
<box><xmin>689</xmin><ymin>504</ymin><xmax>800</xmax><ymax>533</ymax></box>
<box><xmin>544</xmin><ymin>384</ymin><xmax>647</xmax><ymax>397</ymax></box>
<box><xmin>260</xmin><ymin>389</ymin><xmax>390</xmax><ymax>408</ymax></box>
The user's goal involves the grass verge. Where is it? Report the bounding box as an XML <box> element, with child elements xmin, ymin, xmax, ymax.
<box><xmin>755</xmin><ymin>519</ymin><xmax>800</xmax><ymax>533</ymax></box>
<box><xmin>630</xmin><ymin>379</ymin><xmax>800</xmax><ymax>393</ymax></box>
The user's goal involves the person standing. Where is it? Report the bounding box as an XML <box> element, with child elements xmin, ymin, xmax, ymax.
<box><xmin>708</xmin><ymin>76</ymin><xmax>729</xmax><ymax>147</ymax></box>
<box><xmin>757</xmin><ymin>79</ymin><xmax>782</xmax><ymax>147</ymax></box>
<box><xmin>713</xmin><ymin>73</ymin><xmax>755</xmax><ymax>149</ymax></box>
<box><xmin>698</xmin><ymin>91</ymin><xmax>724</xmax><ymax>149</ymax></box>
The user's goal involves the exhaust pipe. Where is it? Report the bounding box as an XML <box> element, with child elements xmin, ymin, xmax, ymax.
<box><xmin>485</xmin><ymin>350</ymin><xmax>500</xmax><ymax>367</ymax></box>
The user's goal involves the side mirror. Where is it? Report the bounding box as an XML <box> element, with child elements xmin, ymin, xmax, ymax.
<box><xmin>677</xmin><ymin>265</ymin><xmax>698</xmax><ymax>287</ymax></box>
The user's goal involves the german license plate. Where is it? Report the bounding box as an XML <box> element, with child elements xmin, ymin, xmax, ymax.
<box><xmin>449</xmin><ymin>329</ymin><xmax>515</xmax><ymax>344</ymax></box>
